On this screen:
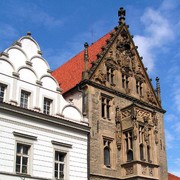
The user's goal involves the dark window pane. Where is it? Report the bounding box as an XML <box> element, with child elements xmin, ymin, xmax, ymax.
<box><xmin>22</xmin><ymin>165</ymin><xmax>27</xmax><ymax>173</ymax></box>
<box><xmin>127</xmin><ymin>150</ymin><xmax>133</xmax><ymax>161</ymax></box>
<box><xmin>140</xmin><ymin>144</ymin><xmax>144</xmax><ymax>160</ymax></box>
<box><xmin>54</xmin><ymin>170</ymin><xmax>58</xmax><ymax>178</ymax></box>
<box><xmin>17</xmin><ymin>144</ymin><xmax>22</xmax><ymax>153</ymax></box>
<box><xmin>16</xmin><ymin>156</ymin><xmax>21</xmax><ymax>164</ymax></box>
<box><xmin>23</xmin><ymin>145</ymin><xmax>29</xmax><ymax>155</ymax></box>
<box><xmin>55</xmin><ymin>163</ymin><xmax>58</xmax><ymax>171</ymax></box>
<box><xmin>104</xmin><ymin>147</ymin><xmax>110</xmax><ymax>167</ymax></box>
<box><xmin>22</xmin><ymin>157</ymin><xmax>28</xmax><ymax>165</ymax></box>
<box><xmin>16</xmin><ymin>164</ymin><xmax>20</xmax><ymax>173</ymax></box>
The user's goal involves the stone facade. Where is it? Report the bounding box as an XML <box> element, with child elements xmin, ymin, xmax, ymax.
<box><xmin>63</xmin><ymin>7</ymin><xmax>168</xmax><ymax>180</ymax></box>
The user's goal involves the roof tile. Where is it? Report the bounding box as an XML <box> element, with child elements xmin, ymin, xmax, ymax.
<box><xmin>52</xmin><ymin>32</ymin><xmax>111</xmax><ymax>93</ymax></box>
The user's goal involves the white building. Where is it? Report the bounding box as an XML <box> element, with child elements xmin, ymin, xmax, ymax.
<box><xmin>0</xmin><ymin>33</ymin><xmax>89</xmax><ymax>180</ymax></box>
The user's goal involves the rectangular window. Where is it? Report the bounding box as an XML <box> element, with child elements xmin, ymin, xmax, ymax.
<box><xmin>101</xmin><ymin>95</ymin><xmax>112</xmax><ymax>119</ymax></box>
<box><xmin>0</xmin><ymin>84</ymin><xmax>6</xmax><ymax>102</ymax></box>
<box><xmin>54</xmin><ymin>151</ymin><xmax>66</xmax><ymax>180</ymax></box>
<box><xmin>16</xmin><ymin>143</ymin><xmax>30</xmax><ymax>174</ymax></box>
<box><xmin>136</xmin><ymin>80</ymin><xmax>143</xmax><ymax>96</ymax></box>
<box><xmin>43</xmin><ymin>98</ymin><xmax>52</xmax><ymax>115</ymax></box>
<box><xmin>20</xmin><ymin>90</ymin><xmax>30</xmax><ymax>108</ymax></box>
<box><xmin>122</xmin><ymin>74</ymin><xmax>129</xmax><ymax>89</ymax></box>
<box><xmin>107</xmin><ymin>67</ymin><xmax>114</xmax><ymax>84</ymax></box>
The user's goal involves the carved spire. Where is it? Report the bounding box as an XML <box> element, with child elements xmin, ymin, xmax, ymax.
<box><xmin>155</xmin><ymin>77</ymin><xmax>161</xmax><ymax>104</ymax></box>
<box><xmin>82</xmin><ymin>42</ymin><xmax>89</xmax><ymax>80</ymax></box>
<box><xmin>118</xmin><ymin>7</ymin><xmax>126</xmax><ymax>24</ymax></box>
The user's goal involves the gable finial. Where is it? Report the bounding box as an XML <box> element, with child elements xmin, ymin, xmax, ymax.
<box><xmin>82</xmin><ymin>42</ymin><xmax>89</xmax><ymax>80</ymax></box>
<box><xmin>155</xmin><ymin>77</ymin><xmax>161</xmax><ymax>104</ymax></box>
<box><xmin>27</xmin><ymin>32</ymin><xmax>31</xmax><ymax>36</ymax></box>
<box><xmin>118</xmin><ymin>7</ymin><xmax>126</xmax><ymax>24</ymax></box>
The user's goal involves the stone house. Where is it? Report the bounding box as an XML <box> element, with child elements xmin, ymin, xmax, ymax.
<box><xmin>52</xmin><ymin>7</ymin><xmax>168</xmax><ymax>180</ymax></box>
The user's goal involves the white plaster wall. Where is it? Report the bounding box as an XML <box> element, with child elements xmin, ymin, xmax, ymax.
<box><xmin>65</xmin><ymin>91</ymin><xmax>83</xmax><ymax>113</ymax></box>
<box><xmin>0</xmin><ymin>112</ymin><xmax>87</xmax><ymax>180</ymax></box>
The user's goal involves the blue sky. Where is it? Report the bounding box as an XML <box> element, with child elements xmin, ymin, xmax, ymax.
<box><xmin>0</xmin><ymin>0</ymin><xmax>180</xmax><ymax>177</ymax></box>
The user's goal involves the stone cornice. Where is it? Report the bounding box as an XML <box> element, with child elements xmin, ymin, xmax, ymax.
<box><xmin>79</xmin><ymin>80</ymin><xmax>166</xmax><ymax>114</ymax></box>
<box><xmin>0</xmin><ymin>102</ymin><xmax>90</xmax><ymax>134</ymax></box>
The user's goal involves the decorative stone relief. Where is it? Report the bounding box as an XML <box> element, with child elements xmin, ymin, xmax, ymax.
<box><xmin>115</xmin><ymin>106</ymin><xmax>122</xmax><ymax>150</ymax></box>
<box><xmin>131</xmin><ymin>107</ymin><xmax>138</xmax><ymax>140</ymax></box>
<box><xmin>136</xmin><ymin>108</ymin><xmax>151</xmax><ymax>120</ymax></box>
<box><xmin>121</xmin><ymin>109</ymin><xmax>131</xmax><ymax>119</ymax></box>
<box><xmin>149</xmin><ymin>167</ymin><xmax>153</xmax><ymax>176</ymax></box>
<box><xmin>144</xmin><ymin>116</ymin><xmax>149</xmax><ymax>143</ymax></box>
<box><xmin>152</xmin><ymin>111</ymin><xmax>159</xmax><ymax>144</ymax></box>
<box><xmin>125</xmin><ymin>166</ymin><xmax>133</xmax><ymax>175</ymax></box>
<box><xmin>147</xmin><ymin>88</ymin><xmax>157</xmax><ymax>105</ymax></box>
<box><xmin>94</xmin><ymin>69</ymin><xmax>106</xmax><ymax>84</ymax></box>
<box><xmin>142</xmin><ymin>165</ymin><xmax>147</xmax><ymax>175</ymax></box>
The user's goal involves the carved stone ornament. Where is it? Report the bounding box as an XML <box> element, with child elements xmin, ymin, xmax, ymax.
<box><xmin>125</xmin><ymin>166</ymin><xmax>133</xmax><ymax>175</ymax></box>
<box><xmin>147</xmin><ymin>89</ymin><xmax>157</xmax><ymax>105</ymax></box>
<box><xmin>154</xmin><ymin>126</ymin><xmax>159</xmax><ymax>144</ymax></box>
<box><xmin>149</xmin><ymin>167</ymin><xmax>153</xmax><ymax>176</ymax></box>
<box><xmin>136</xmin><ymin>108</ymin><xmax>151</xmax><ymax>120</ymax></box>
<box><xmin>121</xmin><ymin>109</ymin><xmax>131</xmax><ymax>119</ymax></box>
<box><xmin>94</xmin><ymin>69</ymin><xmax>106</xmax><ymax>84</ymax></box>
<box><xmin>144</xmin><ymin>116</ymin><xmax>149</xmax><ymax>143</ymax></box>
<box><xmin>115</xmin><ymin>106</ymin><xmax>122</xmax><ymax>150</ymax></box>
<box><xmin>135</xmin><ymin>63</ymin><xmax>145</xmax><ymax>82</ymax></box>
<box><xmin>131</xmin><ymin>107</ymin><xmax>138</xmax><ymax>140</ymax></box>
<box><xmin>142</xmin><ymin>165</ymin><xmax>147</xmax><ymax>175</ymax></box>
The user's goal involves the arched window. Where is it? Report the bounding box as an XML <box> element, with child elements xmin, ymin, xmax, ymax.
<box><xmin>140</xmin><ymin>143</ymin><xmax>144</xmax><ymax>161</ymax></box>
<box><xmin>103</xmin><ymin>139</ymin><xmax>112</xmax><ymax>168</ymax></box>
<box><xmin>104</xmin><ymin>147</ymin><xmax>110</xmax><ymax>167</ymax></box>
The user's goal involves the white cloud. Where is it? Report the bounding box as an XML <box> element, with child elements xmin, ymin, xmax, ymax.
<box><xmin>165</xmin><ymin>129</ymin><xmax>174</xmax><ymax>149</ymax></box>
<box><xmin>165</xmin><ymin>114</ymin><xmax>178</xmax><ymax>122</ymax></box>
<box><xmin>134</xmin><ymin>7</ymin><xmax>174</xmax><ymax>73</ymax></box>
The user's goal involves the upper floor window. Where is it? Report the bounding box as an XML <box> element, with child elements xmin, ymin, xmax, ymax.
<box><xmin>16</xmin><ymin>143</ymin><xmax>31</xmax><ymax>174</ymax></box>
<box><xmin>54</xmin><ymin>151</ymin><xmax>66</xmax><ymax>180</ymax></box>
<box><xmin>103</xmin><ymin>139</ymin><xmax>112</xmax><ymax>168</ymax></box>
<box><xmin>101</xmin><ymin>95</ymin><xmax>112</xmax><ymax>119</ymax></box>
<box><xmin>52</xmin><ymin>140</ymin><xmax>72</xmax><ymax>180</ymax></box>
<box><xmin>43</xmin><ymin>98</ymin><xmax>52</xmax><ymax>115</ymax></box>
<box><xmin>20</xmin><ymin>90</ymin><xmax>30</xmax><ymax>108</ymax></box>
<box><xmin>106</xmin><ymin>67</ymin><xmax>114</xmax><ymax>85</ymax></box>
<box><xmin>124</xmin><ymin>131</ymin><xmax>133</xmax><ymax>161</ymax></box>
<box><xmin>0</xmin><ymin>84</ymin><xmax>6</xmax><ymax>102</ymax></box>
<box><xmin>122</xmin><ymin>74</ymin><xmax>129</xmax><ymax>89</ymax></box>
<box><xmin>136</xmin><ymin>80</ymin><xmax>143</xmax><ymax>96</ymax></box>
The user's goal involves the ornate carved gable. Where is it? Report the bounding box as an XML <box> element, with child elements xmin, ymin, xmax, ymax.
<box><xmin>87</xmin><ymin>23</ymin><xmax>161</xmax><ymax>108</ymax></box>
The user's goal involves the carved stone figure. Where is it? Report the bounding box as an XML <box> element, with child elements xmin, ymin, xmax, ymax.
<box><xmin>94</xmin><ymin>69</ymin><xmax>106</xmax><ymax>84</ymax></box>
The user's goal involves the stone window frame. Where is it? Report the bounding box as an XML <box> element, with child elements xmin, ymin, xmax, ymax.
<box><xmin>124</xmin><ymin>130</ymin><xmax>133</xmax><ymax>162</ymax></box>
<box><xmin>13</xmin><ymin>131</ymin><xmax>37</xmax><ymax>175</ymax></box>
<box><xmin>103</xmin><ymin>137</ymin><xmax>113</xmax><ymax>168</ymax></box>
<box><xmin>122</xmin><ymin>74</ymin><xmax>129</xmax><ymax>89</ymax></box>
<box><xmin>106</xmin><ymin>66</ymin><xmax>115</xmax><ymax>85</ymax></box>
<box><xmin>136</xmin><ymin>79</ymin><xmax>143</xmax><ymax>96</ymax></box>
<box><xmin>101</xmin><ymin>94</ymin><xmax>113</xmax><ymax>120</ymax></box>
<box><xmin>138</xmin><ymin>125</ymin><xmax>152</xmax><ymax>163</ymax></box>
<box><xmin>52</xmin><ymin>140</ymin><xmax>72</xmax><ymax>180</ymax></box>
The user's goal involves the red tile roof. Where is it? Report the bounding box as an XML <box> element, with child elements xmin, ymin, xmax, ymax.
<box><xmin>169</xmin><ymin>173</ymin><xmax>180</xmax><ymax>180</ymax></box>
<box><xmin>52</xmin><ymin>32</ymin><xmax>111</xmax><ymax>93</ymax></box>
